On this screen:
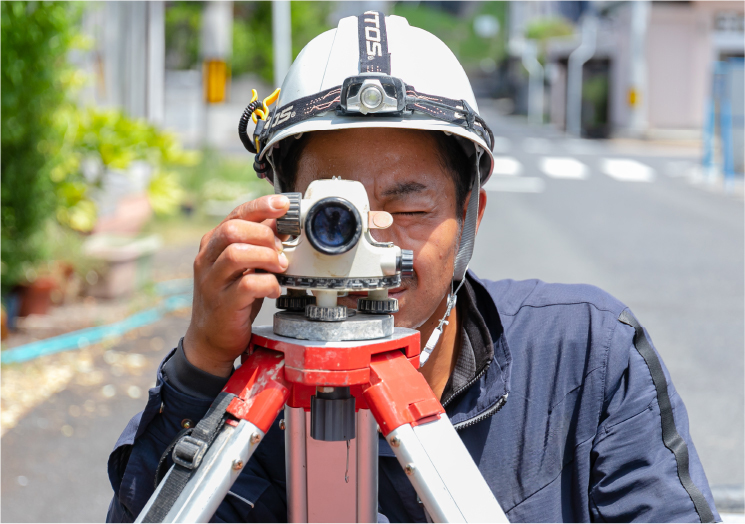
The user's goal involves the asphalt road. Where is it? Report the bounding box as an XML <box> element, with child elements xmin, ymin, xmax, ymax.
<box><xmin>1</xmin><ymin>111</ymin><xmax>742</xmax><ymax>521</ymax></box>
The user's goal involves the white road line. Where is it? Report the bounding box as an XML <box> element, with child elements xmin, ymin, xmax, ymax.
<box><xmin>491</xmin><ymin>156</ymin><xmax>523</xmax><ymax>177</ymax></box>
<box><xmin>539</xmin><ymin>157</ymin><xmax>589</xmax><ymax>179</ymax></box>
<box><xmin>484</xmin><ymin>177</ymin><xmax>545</xmax><ymax>193</ymax></box>
<box><xmin>492</xmin><ymin>136</ymin><xmax>512</xmax><ymax>154</ymax></box>
<box><xmin>601</xmin><ymin>158</ymin><xmax>656</xmax><ymax>182</ymax></box>
<box><xmin>522</xmin><ymin>137</ymin><xmax>553</xmax><ymax>155</ymax></box>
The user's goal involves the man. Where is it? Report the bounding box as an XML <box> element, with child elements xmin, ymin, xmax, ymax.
<box><xmin>107</xmin><ymin>13</ymin><xmax>719</xmax><ymax>523</ymax></box>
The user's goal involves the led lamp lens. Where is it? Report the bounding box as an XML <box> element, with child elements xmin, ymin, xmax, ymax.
<box><xmin>360</xmin><ymin>86</ymin><xmax>383</xmax><ymax>110</ymax></box>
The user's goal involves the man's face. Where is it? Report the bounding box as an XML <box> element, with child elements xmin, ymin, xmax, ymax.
<box><xmin>293</xmin><ymin>128</ymin><xmax>464</xmax><ymax>329</ymax></box>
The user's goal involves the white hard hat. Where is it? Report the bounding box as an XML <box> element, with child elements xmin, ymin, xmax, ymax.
<box><xmin>246</xmin><ymin>12</ymin><xmax>494</xmax><ymax>188</ymax></box>
<box><xmin>241</xmin><ymin>11</ymin><xmax>493</xmax><ymax>284</ymax></box>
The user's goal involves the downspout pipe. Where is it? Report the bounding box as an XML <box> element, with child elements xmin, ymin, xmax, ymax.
<box><xmin>566</xmin><ymin>15</ymin><xmax>598</xmax><ymax>136</ymax></box>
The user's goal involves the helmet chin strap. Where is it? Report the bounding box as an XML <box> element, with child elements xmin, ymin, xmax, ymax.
<box><xmin>420</xmin><ymin>147</ymin><xmax>483</xmax><ymax>365</ymax></box>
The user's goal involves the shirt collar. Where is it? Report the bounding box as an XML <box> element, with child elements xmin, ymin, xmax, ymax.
<box><xmin>440</xmin><ymin>273</ymin><xmax>496</xmax><ymax>406</ymax></box>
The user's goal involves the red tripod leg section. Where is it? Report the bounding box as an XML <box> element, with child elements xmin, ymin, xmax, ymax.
<box><xmin>362</xmin><ymin>351</ymin><xmax>445</xmax><ymax>437</ymax></box>
<box><xmin>222</xmin><ymin>348</ymin><xmax>291</xmax><ymax>434</ymax></box>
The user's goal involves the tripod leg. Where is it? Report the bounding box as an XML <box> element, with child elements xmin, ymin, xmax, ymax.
<box><xmin>136</xmin><ymin>349</ymin><xmax>290</xmax><ymax>523</ymax></box>
<box><xmin>356</xmin><ymin>409</ymin><xmax>379</xmax><ymax>523</ymax></box>
<box><xmin>285</xmin><ymin>405</ymin><xmax>308</xmax><ymax>523</ymax></box>
<box><xmin>364</xmin><ymin>351</ymin><xmax>509</xmax><ymax>523</ymax></box>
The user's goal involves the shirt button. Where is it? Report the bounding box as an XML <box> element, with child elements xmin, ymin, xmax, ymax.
<box><xmin>181</xmin><ymin>419</ymin><xmax>194</xmax><ymax>429</ymax></box>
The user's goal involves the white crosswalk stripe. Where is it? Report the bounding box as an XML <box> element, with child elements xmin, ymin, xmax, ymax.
<box><xmin>539</xmin><ymin>157</ymin><xmax>589</xmax><ymax>179</ymax></box>
<box><xmin>491</xmin><ymin>156</ymin><xmax>522</xmax><ymax>177</ymax></box>
<box><xmin>484</xmin><ymin>176</ymin><xmax>545</xmax><ymax>193</ymax></box>
<box><xmin>485</xmin><ymin>150</ymin><xmax>657</xmax><ymax>189</ymax></box>
<box><xmin>601</xmin><ymin>158</ymin><xmax>656</xmax><ymax>182</ymax></box>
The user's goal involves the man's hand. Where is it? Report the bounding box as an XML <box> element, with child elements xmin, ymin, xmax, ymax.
<box><xmin>183</xmin><ymin>194</ymin><xmax>290</xmax><ymax>377</ymax></box>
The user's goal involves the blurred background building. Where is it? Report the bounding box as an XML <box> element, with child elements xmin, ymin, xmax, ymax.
<box><xmin>72</xmin><ymin>1</ymin><xmax>744</xmax><ymax>176</ymax></box>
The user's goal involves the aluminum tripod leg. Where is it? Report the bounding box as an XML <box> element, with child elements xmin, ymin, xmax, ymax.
<box><xmin>285</xmin><ymin>406</ymin><xmax>379</xmax><ymax>523</ymax></box>
<box><xmin>364</xmin><ymin>351</ymin><xmax>509</xmax><ymax>523</ymax></box>
<box><xmin>386</xmin><ymin>418</ymin><xmax>508</xmax><ymax>523</ymax></box>
<box><xmin>135</xmin><ymin>349</ymin><xmax>290</xmax><ymax>523</ymax></box>
<box><xmin>355</xmin><ymin>408</ymin><xmax>379</xmax><ymax>522</ymax></box>
<box><xmin>285</xmin><ymin>406</ymin><xmax>308</xmax><ymax>523</ymax></box>
<box><xmin>136</xmin><ymin>419</ymin><xmax>265</xmax><ymax>522</ymax></box>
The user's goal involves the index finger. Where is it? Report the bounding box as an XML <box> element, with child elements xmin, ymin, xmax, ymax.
<box><xmin>222</xmin><ymin>194</ymin><xmax>289</xmax><ymax>224</ymax></box>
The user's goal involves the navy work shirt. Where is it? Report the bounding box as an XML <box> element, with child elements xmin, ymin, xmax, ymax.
<box><xmin>106</xmin><ymin>272</ymin><xmax>720</xmax><ymax>522</ymax></box>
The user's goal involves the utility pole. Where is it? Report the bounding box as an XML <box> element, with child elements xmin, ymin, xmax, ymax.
<box><xmin>147</xmin><ymin>1</ymin><xmax>165</xmax><ymax>125</ymax></box>
<box><xmin>200</xmin><ymin>1</ymin><xmax>233</xmax><ymax>147</ymax></box>
<box><xmin>272</xmin><ymin>1</ymin><xmax>292</xmax><ymax>87</ymax></box>
<box><xmin>627</xmin><ymin>1</ymin><xmax>650</xmax><ymax>137</ymax></box>
<box><xmin>566</xmin><ymin>14</ymin><xmax>597</xmax><ymax>136</ymax></box>
<box><xmin>98</xmin><ymin>2</ymin><xmax>165</xmax><ymax>124</ymax></box>
<box><xmin>201</xmin><ymin>1</ymin><xmax>233</xmax><ymax>104</ymax></box>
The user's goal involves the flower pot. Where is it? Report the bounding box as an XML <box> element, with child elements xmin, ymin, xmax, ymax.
<box><xmin>1</xmin><ymin>307</ymin><xmax>8</xmax><ymax>340</ymax></box>
<box><xmin>18</xmin><ymin>276</ymin><xmax>57</xmax><ymax>317</ymax></box>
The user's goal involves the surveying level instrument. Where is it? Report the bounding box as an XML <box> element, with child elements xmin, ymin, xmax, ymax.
<box><xmin>136</xmin><ymin>179</ymin><xmax>509</xmax><ymax>523</ymax></box>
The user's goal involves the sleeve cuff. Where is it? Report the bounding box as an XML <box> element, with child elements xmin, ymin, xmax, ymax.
<box><xmin>162</xmin><ymin>338</ymin><xmax>233</xmax><ymax>400</ymax></box>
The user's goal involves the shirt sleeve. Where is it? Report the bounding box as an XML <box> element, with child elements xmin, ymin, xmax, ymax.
<box><xmin>106</xmin><ymin>346</ymin><xmax>215</xmax><ymax>522</ymax></box>
<box><xmin>589</xmin><ymin>309</ymin><xmax>720</xmax><ymax>523</ymax></box>
<box><xmin>162</xmin><ymin>338</ymin><xmax>233</xmax><ymax>400</ymax></box>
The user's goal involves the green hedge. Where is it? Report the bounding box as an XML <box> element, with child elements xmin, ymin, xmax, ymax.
<box><xmin>1</xmin><ymin>2</ymin><xmax>82</xmax><ymax>294</ymax></box>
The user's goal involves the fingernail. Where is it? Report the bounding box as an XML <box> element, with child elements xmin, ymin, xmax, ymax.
<box><xmin>270</xmin><ymin>195</ymin><xmax>288</xmax><ymax>210</ymax></box>
<box><xmin>278</xmin><ymin>252</ymin><xmax>289</xmax><ymax>268</ymax></box>
<box><xmin>275</xmin><ymin>237</ymin><xmax>284</xmax><ymax>252</ymax></box>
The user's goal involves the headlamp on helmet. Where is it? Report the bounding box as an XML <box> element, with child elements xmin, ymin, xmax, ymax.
<box><xmin>340</xmin><ymin>76</ymin><xmax>406</xmax><ymax>115</ymax></box>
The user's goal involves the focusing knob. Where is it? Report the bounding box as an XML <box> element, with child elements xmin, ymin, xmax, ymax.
<box><xmin>276</xmin><ymin>294</ymin><xmax>316</xmax><ymax>311</ymax></box>
<box><xmin>357</xmin><ymin>297</ymin><xmax>399</xmax><ymax>314</ymax></box>
<box><xmin>398</xmin><ymin>249</ymin><xmax>414</xmax><ymax>277</ymax></box>
<box><xmin>276</xmin><ymin>192</ymin><xmax>302</xmax><ymax>236</ymax></box>
<box><xmin>305</xmin><ymin>305</ymin><xmax>347</xmax><ymax>322</ymax></box>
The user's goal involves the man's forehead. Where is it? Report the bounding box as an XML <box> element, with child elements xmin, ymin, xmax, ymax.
<box><xmin>295</xmin><ymin>128</ymin><xmax>447</xmax><ymax>195</ymax></box>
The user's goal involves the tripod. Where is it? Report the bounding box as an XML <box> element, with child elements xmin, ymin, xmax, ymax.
<box><xmin>135</xmin><ymin>316</ymin><xmax>509</xmax><ymax>523</ymax></box>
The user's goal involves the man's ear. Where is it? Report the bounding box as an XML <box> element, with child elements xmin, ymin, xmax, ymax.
<box><xmin>476</xmin><ymin>189</ymin><xmax>487</xmax><ymax>235</ymax></box>
<box><xmin>461</xmin><ymin>189</ymin><xmax>488</xmax><ymax>236</ymax></box>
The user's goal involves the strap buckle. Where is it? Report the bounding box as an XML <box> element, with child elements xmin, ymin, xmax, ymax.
<box><xmin>172</xmin><ymin>434</ymin><xmax>207</xmax><ymax>470</ymax></box>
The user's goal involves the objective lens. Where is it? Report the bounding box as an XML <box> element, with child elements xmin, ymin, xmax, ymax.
<box><xmin>305</xmin><ymin>197</ymin><xmax>362</xmax><ymax>255</ymax></box>
<box><xmin>360</xmin><ymin>86</ymin><xmax>383</xmax><ymax>110</ymax></box>
<box><xmin>313</xmin><ymin>206</ymin><xmax>355</xmax><ymax>247</ymax></box>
